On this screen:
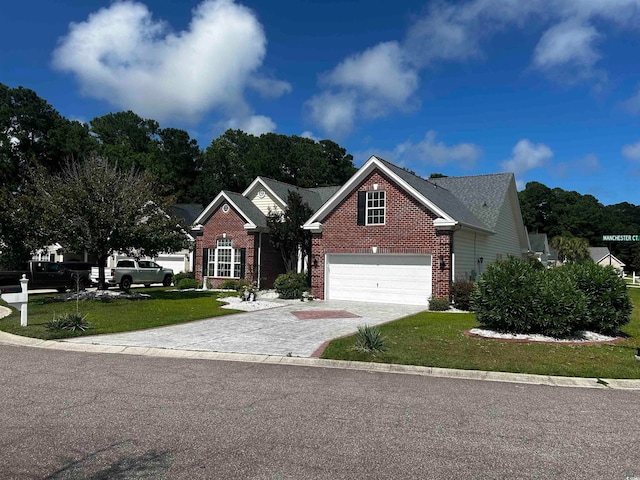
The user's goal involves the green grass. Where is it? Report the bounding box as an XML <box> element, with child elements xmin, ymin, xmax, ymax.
<box><xmin>0</xmin><ymin>287</ymin><xmax>241</xmax><ymax>340</ymax></box>
<box><xmin>321</xmin><ymin>288</ymin><xmax>640</xmax><ymax>379</ymax></box>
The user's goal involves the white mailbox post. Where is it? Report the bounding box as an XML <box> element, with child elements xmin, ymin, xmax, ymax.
<box><xmin>0</xmin><ymin>275</ymin><xmax>29</xmax><ymax>326</ymax></box>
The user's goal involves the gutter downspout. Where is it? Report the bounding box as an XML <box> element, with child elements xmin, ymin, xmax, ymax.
<box><xmin>257</xmin><ymin>232</ymin><xmax>262</xmax><ymax>289</ymax></box>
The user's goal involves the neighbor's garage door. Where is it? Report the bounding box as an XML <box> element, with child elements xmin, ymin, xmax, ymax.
<box><xmin>326</xmin><ymin>254</ymin><xmax>432</xmax><ymax>306</ymax></box>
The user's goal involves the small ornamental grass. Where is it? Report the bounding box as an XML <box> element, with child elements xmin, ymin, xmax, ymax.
<box><xmin>46</xmin><ymin>312</ymin><xmax>92</xmax><ymax>332</ymax></box>
<box><xmin>353</xmin><ymin>325</ymin><xmax>387</xmax><ymax>353</ymax></box>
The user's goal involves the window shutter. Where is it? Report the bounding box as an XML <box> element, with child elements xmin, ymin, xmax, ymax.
<box><xmin>357</xmin><ymin>191</ymin><xmax>366</xmax><ymax>225</ymax></box>
<box><xmin>239</xmin><ymin>248</ymin><xmax>246</xmax><ymax>279</ymax></box>
<box><xmin>202</xmin><ymin>248</ymin><xmax>209</xmax><ymax>276</ymax></box>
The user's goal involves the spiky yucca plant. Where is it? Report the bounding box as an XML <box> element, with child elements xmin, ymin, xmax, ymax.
<box><xmin>353</xmin><ymin>325</ymin><xmax>387</xmax><ymax>353</ymax></box>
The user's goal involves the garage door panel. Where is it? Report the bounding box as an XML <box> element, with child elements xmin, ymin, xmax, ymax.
<box><xmin>326</xmin><ymin>254</ymin><xmax>432</xmax><ymax>306</ymax></box>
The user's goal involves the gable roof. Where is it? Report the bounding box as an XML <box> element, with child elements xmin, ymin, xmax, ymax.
<box><xmin>304</xmin><ymin>155</ymin><xmax>500</xmax><ymax>233</ymax></box>
<box><xmin>193</xmin><ymin>191</ymin><xmax>266</xmax><ymax>230</ymax></box>
<box><xmin>589</xmin><ymin>246</ymin><xmax>625</xmax><ymax>266</ymax></box>
<box><xmin>430</xmin><ymin>173</ymin><xmax>514</xmax><ymax>231</ymax></box>
<box><xmin>170</xmin><ymin>204</ymin><xmax>205</xmax><ymax>227</ymax></box>
<box><xmin>243</xmin><ymin>176</ymin><xmax>341</xmax><ymax>213</ymax></box>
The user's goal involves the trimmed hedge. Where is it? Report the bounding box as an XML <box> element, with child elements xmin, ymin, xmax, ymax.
<box><xmin>470</xmin><ymin>256</ymin><xmax>631</xmax><ymax>337</ymax></box>
<box><xmin>274</xmin><ymin>272</ymin><xmax>308</xmax><ymax>299</ymax></box>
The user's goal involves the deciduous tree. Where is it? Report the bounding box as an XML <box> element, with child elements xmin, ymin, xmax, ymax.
<box><xmin>31</xmin><ymin>156</ymin><xmax>190</xmax><ymax>288</ymax></box>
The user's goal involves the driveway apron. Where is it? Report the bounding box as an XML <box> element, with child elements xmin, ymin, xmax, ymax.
<box><xmin>62</xmin><ymin>300</ymin><xmax>426</xmax><ymax>357</ymax></box>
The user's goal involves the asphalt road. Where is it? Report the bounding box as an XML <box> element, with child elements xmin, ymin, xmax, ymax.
<box><xmin>1</xmin><ymin>345</ymin><xmax>639</xmax><ymax>479</ymax></box>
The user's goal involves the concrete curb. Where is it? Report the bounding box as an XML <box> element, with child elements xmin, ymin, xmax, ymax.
<box><xmin>0</xmin><ymin>329</ymin><xmax>638</xmax><ymax>390</ymax></box>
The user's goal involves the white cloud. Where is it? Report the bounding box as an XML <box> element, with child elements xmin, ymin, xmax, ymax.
<box><xmin>305</xmin><ymin>91</ymin><xmax>357</xmax><ymax>138</ymax></box>
<box><xmin>394</xmin><ymin>131</ymin><xmax>482</xmax><ymax>169</ymax></box>
<box><xmin>52</xmin><ymin>0</ymin><xmax>288</xmax><ymax>124</ymax></box>
<box><xmin>502</xmin><ymin>139</ymin><xmax>553</xmax><ymax>176</ymax></box>
<box><xmin>307</xmin><ymin>0</ymin><xmax>640</xmax><ymax>135</ymax></box>
<box><xmin>532</xmin><ymin>20</ymin><xmax>602</xmax><ymax>80</ymax></box>
<box><xmin>306</xmin><ymin>42</ymin><xmax>419</xmax><ymax>136</ymax></box>
<box><xmin>300</xmin><ymin>131</ymin><xmax>318</xmax><ymax>141</ymax></box>
<box><xmin>325</xmin><ymin>42</ymin><xmax>418</xmax><ymax>113</ymax></box>
<box><xmin>622</xmin><ymin>141</ymin><xmax>640</xmax><ymax>160</ymax></box>
<box><xmin>223</xmin><ymin>115</ymin><xmax>276</xmax><ymax>136</ymax></box>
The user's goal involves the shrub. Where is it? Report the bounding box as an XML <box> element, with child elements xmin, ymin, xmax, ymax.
<box><xmin>471</xmin><ymin>256</ymin><xmax>542</xmax><ymax>334</ymax></box>
<box><xmin>562</xmin><ymin>262</ymin><xmax>632</xmax><ymax>334</ymax></box>
<box><xmin>178</xmin><ymin>278</ymin><xmax>201</xmax><ymax>290</ymax></box>
<box><xmin>450</xmin><ymin>280</ymin><xmax>474</xmax><ymax>311</ymax></box>
<box><xmin>172</xmin><ymin>271</ymin><xmax>195</xmax><ymax>286</ymax></box>
<box><xmin>534</xmin><ymin>268</ymin><xmax>587</xmax><ymax>338</ymax></box>
<box><xmin>429</xmin><ymin>297</ymin><xmax>450</xmax><ymax>311</ymax></box>
<box><xmin>353</xmin><ymin>325</ymin><xmax>387</xmax><ymax>353</ymax></box>
<box><xmin>46</xmin><ymin>312</ymin><xmax>92</xmax><ymax>332</ymax></box>
<box><xmin>219</xmin><ymin>279</ymin><xmax>241</xmax><ymax>290</ymax></box>
<box><xmin>274</xmin><ymin>272</ymin><xmax>308</xmax><ymax>299</ymax></box>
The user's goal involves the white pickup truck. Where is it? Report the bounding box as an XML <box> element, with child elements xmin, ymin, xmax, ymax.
<box><xmin>91</xmin><ymin>259</ymin><xmax>173</xmax><ymax>290</ymax></box>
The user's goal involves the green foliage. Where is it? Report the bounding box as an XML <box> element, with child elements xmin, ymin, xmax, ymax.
<box><xmin>472</xmin><ymin>257</ymin><xmax>633</xmax><ymax>337</ymax></box>
<box><xmin>31</xmin><ymin>156</ymin><xmax>190</xmax><ymax>289</ymax></box>
<box><xmin>219</xmin><ymin>279</ymin><xmax>241</xmax><ymax>290</ymax></box>
<box><xmin>534</xmin><ymin>268</ymin><xmax>587</xmax><ymax>338</ymax></box>
<box><xmin>563</xmin><ymin>262</ymin><xmax>632</xmax><ymax>334</ymax></box>
<box><xmin>471</xmin><ymin>257</ymin><xmax>542</xmax><ymax>334</ymax></box>
<box><xmin>353</xmin><ymin>325</ymin><xmax>387</xmax><ymax>353</ymax></box>
<box><xmin>550</xmin><ymin>235</ymin><xmax>590</xmax><ymax>263</ymax></box>
<box><xmin>178</xmin><ymin>278</ymin><xmax>201</xmax><ymax>290</ymax></box>
<box><xmin>267</xmin><ymin>191</ymin><xmax>314</xmax><ymax>273</ymax></box>
<box><xmin>46</xmin><ymin>312</ymin><xmax>92</xmax><ymax>332</ymax></box>
<box><xmin>274</xmin><ymin>272</ymin><xmax>308</xmax><ymax>299</ymax></box>
<box><xmin>429</xmin><ymin>297</ymin><xmax>450</xmax><ymax>311</ymax></box>
<box><xmin>172</xmin><ymin>271</ymin><xmax>195</xmax><ymax>286</ymax></box>
<box><xmin>450</xmin><ymin>281</ymin><xmax>474</xmax><ymax>311</ymax></box>
<box><xmin>194</xmin><ymin>130</ymin><xmax>355</xmax><ymax>204</ymax></box>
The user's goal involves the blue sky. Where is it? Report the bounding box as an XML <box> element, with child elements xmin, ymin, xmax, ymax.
<box><xmin>3</xmin><ymin>0</ymin><xmax>640</xmax><ymax>205</ymax></box>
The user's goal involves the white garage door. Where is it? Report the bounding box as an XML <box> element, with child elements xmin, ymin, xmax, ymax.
<box><xmin>154</xmin><ymin>255</ymin><xmax>189</xmax><ymax>274</ymax></box>
<box><xmin>326</xmin><ymin>254</ymin><xmax>432</xmax><ymax>306</ymax></box>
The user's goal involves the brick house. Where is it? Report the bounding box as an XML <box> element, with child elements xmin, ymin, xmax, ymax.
<box><xmin>193</xmin><ymin>156</ymin><xmax>529</xmax><ymax>304</ymax></box>
<box><xmin>302</xmin><ymin>156</ymin><xmax>530</xmax><ymax>305</ymax></box>
<box><xmin>192</xmin><ymin>177</ymin><xmax>339</xmax><ymax>288</ymax></box>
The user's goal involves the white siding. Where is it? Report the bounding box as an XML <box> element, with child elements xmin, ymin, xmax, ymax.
<box><xmin>247</xmin><ymin>186</ymin><xmax>283</xmax><ymax>215</ymax></box>
<box><xmin>452</xmin><ymin>184</ymin><xmax>527</xmax><ymax>281</ymax></box>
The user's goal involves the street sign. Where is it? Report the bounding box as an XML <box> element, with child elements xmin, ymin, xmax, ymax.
<box><xmin>602</xmin><ymin>235</ymin><xmax>640</xmax><ymax>242</ymax></box>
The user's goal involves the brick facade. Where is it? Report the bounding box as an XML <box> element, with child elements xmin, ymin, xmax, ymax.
<box><xmin>194</xmin><ymin>204</ymin><xmax>285</xmax><ymax>289</ymax></box>
<box><xmin>310</xmin><ymin>171</ymin><xmax>452</xmax><ymax>299</ymax></box>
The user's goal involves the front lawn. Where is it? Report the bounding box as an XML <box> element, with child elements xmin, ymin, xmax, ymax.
<box><xmin>321</xmin><ymin>288</ymin><xmax>640</xmax><ymax>379</ymax></box>
<box><xmin>0</xmin><ymin>288</ymin><xmax>240</xmax><ymax>340</ymax></box>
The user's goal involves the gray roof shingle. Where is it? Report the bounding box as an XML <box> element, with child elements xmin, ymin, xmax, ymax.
<box><xmin>429</xmin><ymin>172</ymin><xmax>514</xmax><ymax>231</ymax></box>
<box><xmin>224</xmin><ymin>191</ymin><xmax>268</xmax><ymax>228</ymax></box>
<box><xmin>259</xmin><ymin>177</ymin><xmax>340</xmax><ymax>213</ymax></box>
<box><xmin>528</xmin><ymin>233</ymin><xmax>548</xmax><ymax>253</ymax></box>
<box><xmin>377</xmin><ymin>159</ymin><xmax>493</xmax><ymax>231</ymax></box>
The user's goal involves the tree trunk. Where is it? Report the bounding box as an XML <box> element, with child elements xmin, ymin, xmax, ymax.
<box><xmin>97</xmin><ymin>254</ymin><xmax>108</xmax><ymax>290</ymax></box>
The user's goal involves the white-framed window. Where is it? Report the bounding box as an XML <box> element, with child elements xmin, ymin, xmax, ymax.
<box><xmin>366</xmin><ymin>190</ymin><xmax>386</xmax><ymax>225</ymax></box>
<box><xmin>207</xmin><ymin>239</ymin><xmax>242</xmax><ymax>278</ymax></box>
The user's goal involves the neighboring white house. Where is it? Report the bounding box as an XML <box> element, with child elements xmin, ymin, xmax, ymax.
<box><xmin>589</xmin><ymin>246</ymin><xmax>625</xmax><ymax>272</ymax></box>
<box><xmin>33</xmin><ymin>204</ymin><xmax>203</xmax><ymax>274</ymax></box>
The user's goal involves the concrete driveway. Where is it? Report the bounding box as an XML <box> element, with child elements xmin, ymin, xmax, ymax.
<box><xmin>63</xmin><ymin>299</ymin><xmax>426</xmax><ymax>357</ymax></box>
